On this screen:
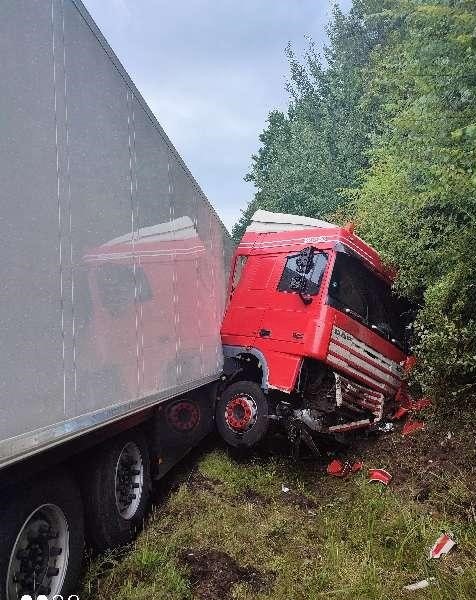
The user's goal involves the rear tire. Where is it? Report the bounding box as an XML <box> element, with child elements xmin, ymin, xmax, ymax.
<box><xmin>216</xmin><ymin>381</ymin><xmax>269</xmax><ymax>448</ymax></box>
<box><xmin>81</xmin><ymin>429</ymin><xmax>152</xmax><ymax>552</ymax></box>
<box><xmin>0</xmin><ymin>470</ymin><xmax>84</xmax><ymax>600</ymax></box>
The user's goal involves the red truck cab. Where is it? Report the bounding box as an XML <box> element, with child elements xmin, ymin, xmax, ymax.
<box><xmin>217</xmin><ymin>211</ymin><xmax>412</xmax><ymax>454</ymax></box>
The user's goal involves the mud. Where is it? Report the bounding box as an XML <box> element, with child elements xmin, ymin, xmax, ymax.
<box><xmin>281</xmin><ymin>489</ymin><xmax>317</xmax><ymax>511</ymax></box>
<box><xmin>238</xmin><ymin>487</ymin><xmax>271</xmax><ymax>506</ymax></box>
<box><xmin>179</xmin><ymin>548</ymin><xmax>274</xmax><ymax>600</ymax></box>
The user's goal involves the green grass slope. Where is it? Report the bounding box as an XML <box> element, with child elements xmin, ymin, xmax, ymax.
<box><xmin>81</xmin><ymin>422</ymin><xmax>476</xmax><ymax>600</ymax></box>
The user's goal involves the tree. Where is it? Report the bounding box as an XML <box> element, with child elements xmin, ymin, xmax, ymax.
<box><xmin>235</xmin><ymin>1</ymin><xmax>397</xmax><ymax>242</ymax></box>
<box><xmin>352</xmin><ymin>0</ymin><xmax>476</xmax><ymax>402</ymax></box>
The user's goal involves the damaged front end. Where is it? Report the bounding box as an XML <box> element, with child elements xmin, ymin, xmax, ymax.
<box><xmin>277</xmin><ymin>365</ymin><xmax>390</xmax><ymax>459</ymax></box>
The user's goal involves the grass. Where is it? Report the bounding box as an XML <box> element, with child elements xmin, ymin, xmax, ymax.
<box><xmin>81</xmin><ymin>426</ymin><xmax>476</xmax><ymax>600</ymax></box>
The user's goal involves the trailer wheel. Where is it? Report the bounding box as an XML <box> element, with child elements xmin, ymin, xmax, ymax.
<box><xmin>216</xmin><ymin>381</ymin><xmax>270</xmax><ymax>448</ymax></box>
<box><xmin>82</xmin><ymin>430</ymin><xmax>151</xmax><ymax>552</ymax></box>
<box><xmin>0</xmin><ymin>471</ymin><xmax>84</xmax><ymax>600</ymax></box>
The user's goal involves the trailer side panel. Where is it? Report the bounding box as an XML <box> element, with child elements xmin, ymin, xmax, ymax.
<box><xmin>0</xmin><ymin>0</ymin><xmax>232</xmax><ymax>468</ymax></box>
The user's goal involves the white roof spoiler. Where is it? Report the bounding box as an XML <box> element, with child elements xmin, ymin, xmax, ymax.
<box><xmin>246</xmin><ymin>210</ymin><xmax>336</xmax><ymax>233</ymax></box>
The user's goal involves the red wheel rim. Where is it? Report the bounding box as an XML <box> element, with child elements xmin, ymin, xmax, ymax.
<box><xmin>224</xmin><ymin>394</ymin><xmax>257</xmax><ymax>432</ymax></box>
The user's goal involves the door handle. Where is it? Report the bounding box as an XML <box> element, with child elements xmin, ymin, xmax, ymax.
<box><xmin>259</xmin><ymin>328</ymin><xmax>271</xmax><ymax>337</ymax></box>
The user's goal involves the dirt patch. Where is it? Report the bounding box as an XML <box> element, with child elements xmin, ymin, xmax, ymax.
<box><xmin>281</xmin><ymin>489</ymin><xmax>317</xmax><ymax>511</ymax></box>
<box><xmin>179</xmin><ymin>548</ymin><xmax>274</xmax><ymax>600</ymax></box>
<box><xmin>186</xmin><ymin>470</ymin><xmax>221</xmax><ymax>494</ymax></box>
<box><xmin>348</xmin><ymin>418</ymin><xmax>476</xmax><ymax>521</ymax></box>
<box><xmin>238</xmin><ymin>487</ymin><xmax>271</xmax><ymax>506</ymax></box>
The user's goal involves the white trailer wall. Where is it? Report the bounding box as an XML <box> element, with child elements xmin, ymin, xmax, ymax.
<box><xmin>0</xmin><ymin>0</ymin><xmax>233</xmax><ymax>466</ymax></box>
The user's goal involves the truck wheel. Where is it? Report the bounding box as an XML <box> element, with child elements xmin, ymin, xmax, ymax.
<box><xmin>216</xmin><ymin>381</ymin><xmax>269</xmax><ymax>448</ymax></box>
<box><xmin>82</xmin><ymin>430</ymin><xmax>151</xmax><ymax>552</ymax></box>
<box><xmin>0</xmin><ymin>471</ymin><xmax>84</xmax><ymax>600</ymax></box>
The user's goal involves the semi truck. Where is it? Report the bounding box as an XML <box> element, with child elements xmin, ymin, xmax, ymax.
<box><xmin>0</xmin><ymin>3</ymin><xmax>414</xmax><ymax>599</ymax></box>
<box><xmin>217</xmin><ymin>211</ymin><xmax>413</xmax><ymax>457</ymax></box>
<box><xmin>0</xmin><ymin>2</ymin><xmax>232</xmax><ymax>599</ymax></box>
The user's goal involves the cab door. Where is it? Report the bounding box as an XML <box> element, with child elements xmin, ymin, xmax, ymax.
<box><xmin>261</xmin><ymin>249</ymin><xmax>328</xmax><ymax>346</ymax></box>
<box><xmin>221</xmin><ymin>253</ymin><xmax>277</xmax><ymax>345</ymax></box>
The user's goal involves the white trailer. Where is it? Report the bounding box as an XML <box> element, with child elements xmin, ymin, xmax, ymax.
<box><xmin>0</xmin><ymin>2</ymin><xmax>232</xmax><ymax>598</ymax></box>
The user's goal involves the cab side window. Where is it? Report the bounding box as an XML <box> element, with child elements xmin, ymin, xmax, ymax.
<box><xmin>328</xmin><ymin>253</ymin><xmax>369</xmax><ymax>320</ymax></box>
<box><xmin>231</xmin><ymin>255</ymin><xmax>248</xmax><ymax>293</ymax></box>
<box><xmin>278</xmin><ymin>251</ymin><xmax>327</xmax><ymax>296</ymax></box>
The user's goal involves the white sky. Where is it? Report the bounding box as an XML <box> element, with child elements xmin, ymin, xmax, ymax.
<box><xmin>83</xmin><ymin>0</ymin><xmax>351</xmax><ymax>231</ymax></box>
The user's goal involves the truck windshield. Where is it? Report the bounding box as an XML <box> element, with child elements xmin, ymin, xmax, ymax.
<box><xmin>278</xmin><ymin>251</ymin><xmax>327</xmax><ymax>296</ymax></box>
<box><xmin>327</xmin><ymin>252</ymin><xmax>410</xmax><ymax>347</ymax></box>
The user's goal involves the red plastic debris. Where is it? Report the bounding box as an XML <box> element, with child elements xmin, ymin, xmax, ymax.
<box><xmin>393</xmin><ymin>405</ymin><xmax>410</xmax><ymax>420</ymax></box>
<box><xmin>410</xmin><ymin>397</ymin><xmax>431</xmax><ymax>412</ymax></box>
<box><xmin>404</xmin><ymin>356</ymin><xmax>417</xmax><ymax>373</ymax></box>
<box><xmin>327</xmin><ymin>459</ymin><xmax>362</xmax><ymax>478</ymax></box>
<box><xmin>402</xmin><ymin>420</ymin><xmax>425</xmax><ymax>436</ymax></box>
<box><xmin>430</xmin><ymin>533</ymin><xmax>456</xmax><ymax>559</ymax></box>
<box><xmin>368</xmin><ymin>468</ymin><xmax>392</xmax><ymax>485</ymax></box>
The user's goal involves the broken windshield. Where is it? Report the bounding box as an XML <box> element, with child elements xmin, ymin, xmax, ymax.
<box><xmin>327</xmin><ymin>252</ymin><xmax>410</xmax><ymax>347</ymax></box>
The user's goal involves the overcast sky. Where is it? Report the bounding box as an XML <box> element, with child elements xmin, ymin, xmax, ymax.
<box><xmin>83</xmin><ymin>0</ymin><xmax>351</xmax><ymax>231</ymax></box>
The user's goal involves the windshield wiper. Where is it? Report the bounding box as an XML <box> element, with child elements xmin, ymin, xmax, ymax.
<box><xmin>371</xmin><ymin>323</ymin><xmax>390</xmax><ymax>339</ymax></box>
<box><xmin>344</xmin><ymin>307</ymin><xmax>366</xmax><ymax>325</ymax></box>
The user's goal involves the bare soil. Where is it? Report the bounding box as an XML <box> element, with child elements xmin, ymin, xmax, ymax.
<box><xmin>179</xmin><ymin>548</ymin><xmax>274</xmax><ymax>600</ymax></box>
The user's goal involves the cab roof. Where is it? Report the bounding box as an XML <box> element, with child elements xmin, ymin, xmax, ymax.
<box><xmin>238</xmin><ymin>210</ymin><xmax>392</xmax><ymax>281</ymax></box>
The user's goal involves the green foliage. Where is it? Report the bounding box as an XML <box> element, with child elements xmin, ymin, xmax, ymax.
<box><xmin>352</xmin><ymin>0</ymin><xmax>476</xmax><ymax>402</ymax></box>
<box><xmin>233</xmin><ymin>1</ymin><xmax>395</xmax><ymax>242</ymax></box>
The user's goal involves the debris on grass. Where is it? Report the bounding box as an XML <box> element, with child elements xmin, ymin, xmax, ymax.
<box><xmin>368</xmin><ymin>468</ymin><xmax>392</xmax><ymax>485</ymax></box>
<box><xmin>402</xmin><ymin>420</ymin><xmax>425</xmax><ymax>436</ymax></box>
<box><xmin>410</xmin><ymin>397</ymin><xmax>432</xmax><ymax>412</ymax></box>
<box><xmin>393</xmin><ymin>405</ymin><xmax>410</xmax><ymax>420</ymax></box>
<box><xmin>393</xmin><ymin>395</ymin><xmax>431</xmax><ymax>421</ymax></box>
<box><xmin>281</xmin><ymin>484</ymin><xmax>290</xmax><ymax>493</ymax></box>
<box><xmin>326</xmin><ymin>458</ymin><xmax>363</xmax><ymax>478</ymax></box>
<box><xmin>429</xmin><ymin>533</ymin><xmax>456</xmax><ymax>559</ymax></box>
<box><xmin>403</xmin><ymin>577</ymin><xmax>436</xmax><ymax>591</ymax></box>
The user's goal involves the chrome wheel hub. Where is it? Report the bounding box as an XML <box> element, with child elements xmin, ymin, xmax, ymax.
<box><xmin>115</xmin><ymin>442</ymin><xmax>144</xmax><ymax>520</ymax></box>
<box><xmin>7</xmin><ymin>504</ymin><xmax>69</xmax><ymax>600</ymax></box>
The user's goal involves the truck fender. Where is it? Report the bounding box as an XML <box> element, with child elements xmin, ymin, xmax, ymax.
<box><xmin>222</xmin><ymin>345</ymin><xmax>269</xmax><ymax>391</ymax></box>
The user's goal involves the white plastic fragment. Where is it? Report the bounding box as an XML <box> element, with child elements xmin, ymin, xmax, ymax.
<box><xmin>281</xmin><ymin>484</ymin><xmax>290</xmax><ymax>493</ymax></box>
<box><xmin>404</xmin><ymin>578</ymin><xmax>436</xmax><ymax>591</ymax></box>
<box><xmin>430</xmin><ymin>533</ymin><xmax>456</xmax><ymax>559</ymax></box>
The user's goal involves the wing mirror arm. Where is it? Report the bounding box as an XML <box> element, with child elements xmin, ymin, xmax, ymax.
<box><xmin>297</xmin><ymin>246</ymin><xmax>315</xmax><ymax>306</ymax></box>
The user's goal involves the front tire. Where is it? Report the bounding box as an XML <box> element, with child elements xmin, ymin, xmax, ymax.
<box><xmin>81</xmin><ymin>429</ymin><xmax>151</xmax><ymax>552</ymax></box>
<box><xmin>0</xmin><ymin>470</ymin><xmax>84</xmax><ymax>600</ymax></box>
<box><xmin>215</xmin><ymin>381</ymin><xmax>269</xmax><ymax>448</ymax></box>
